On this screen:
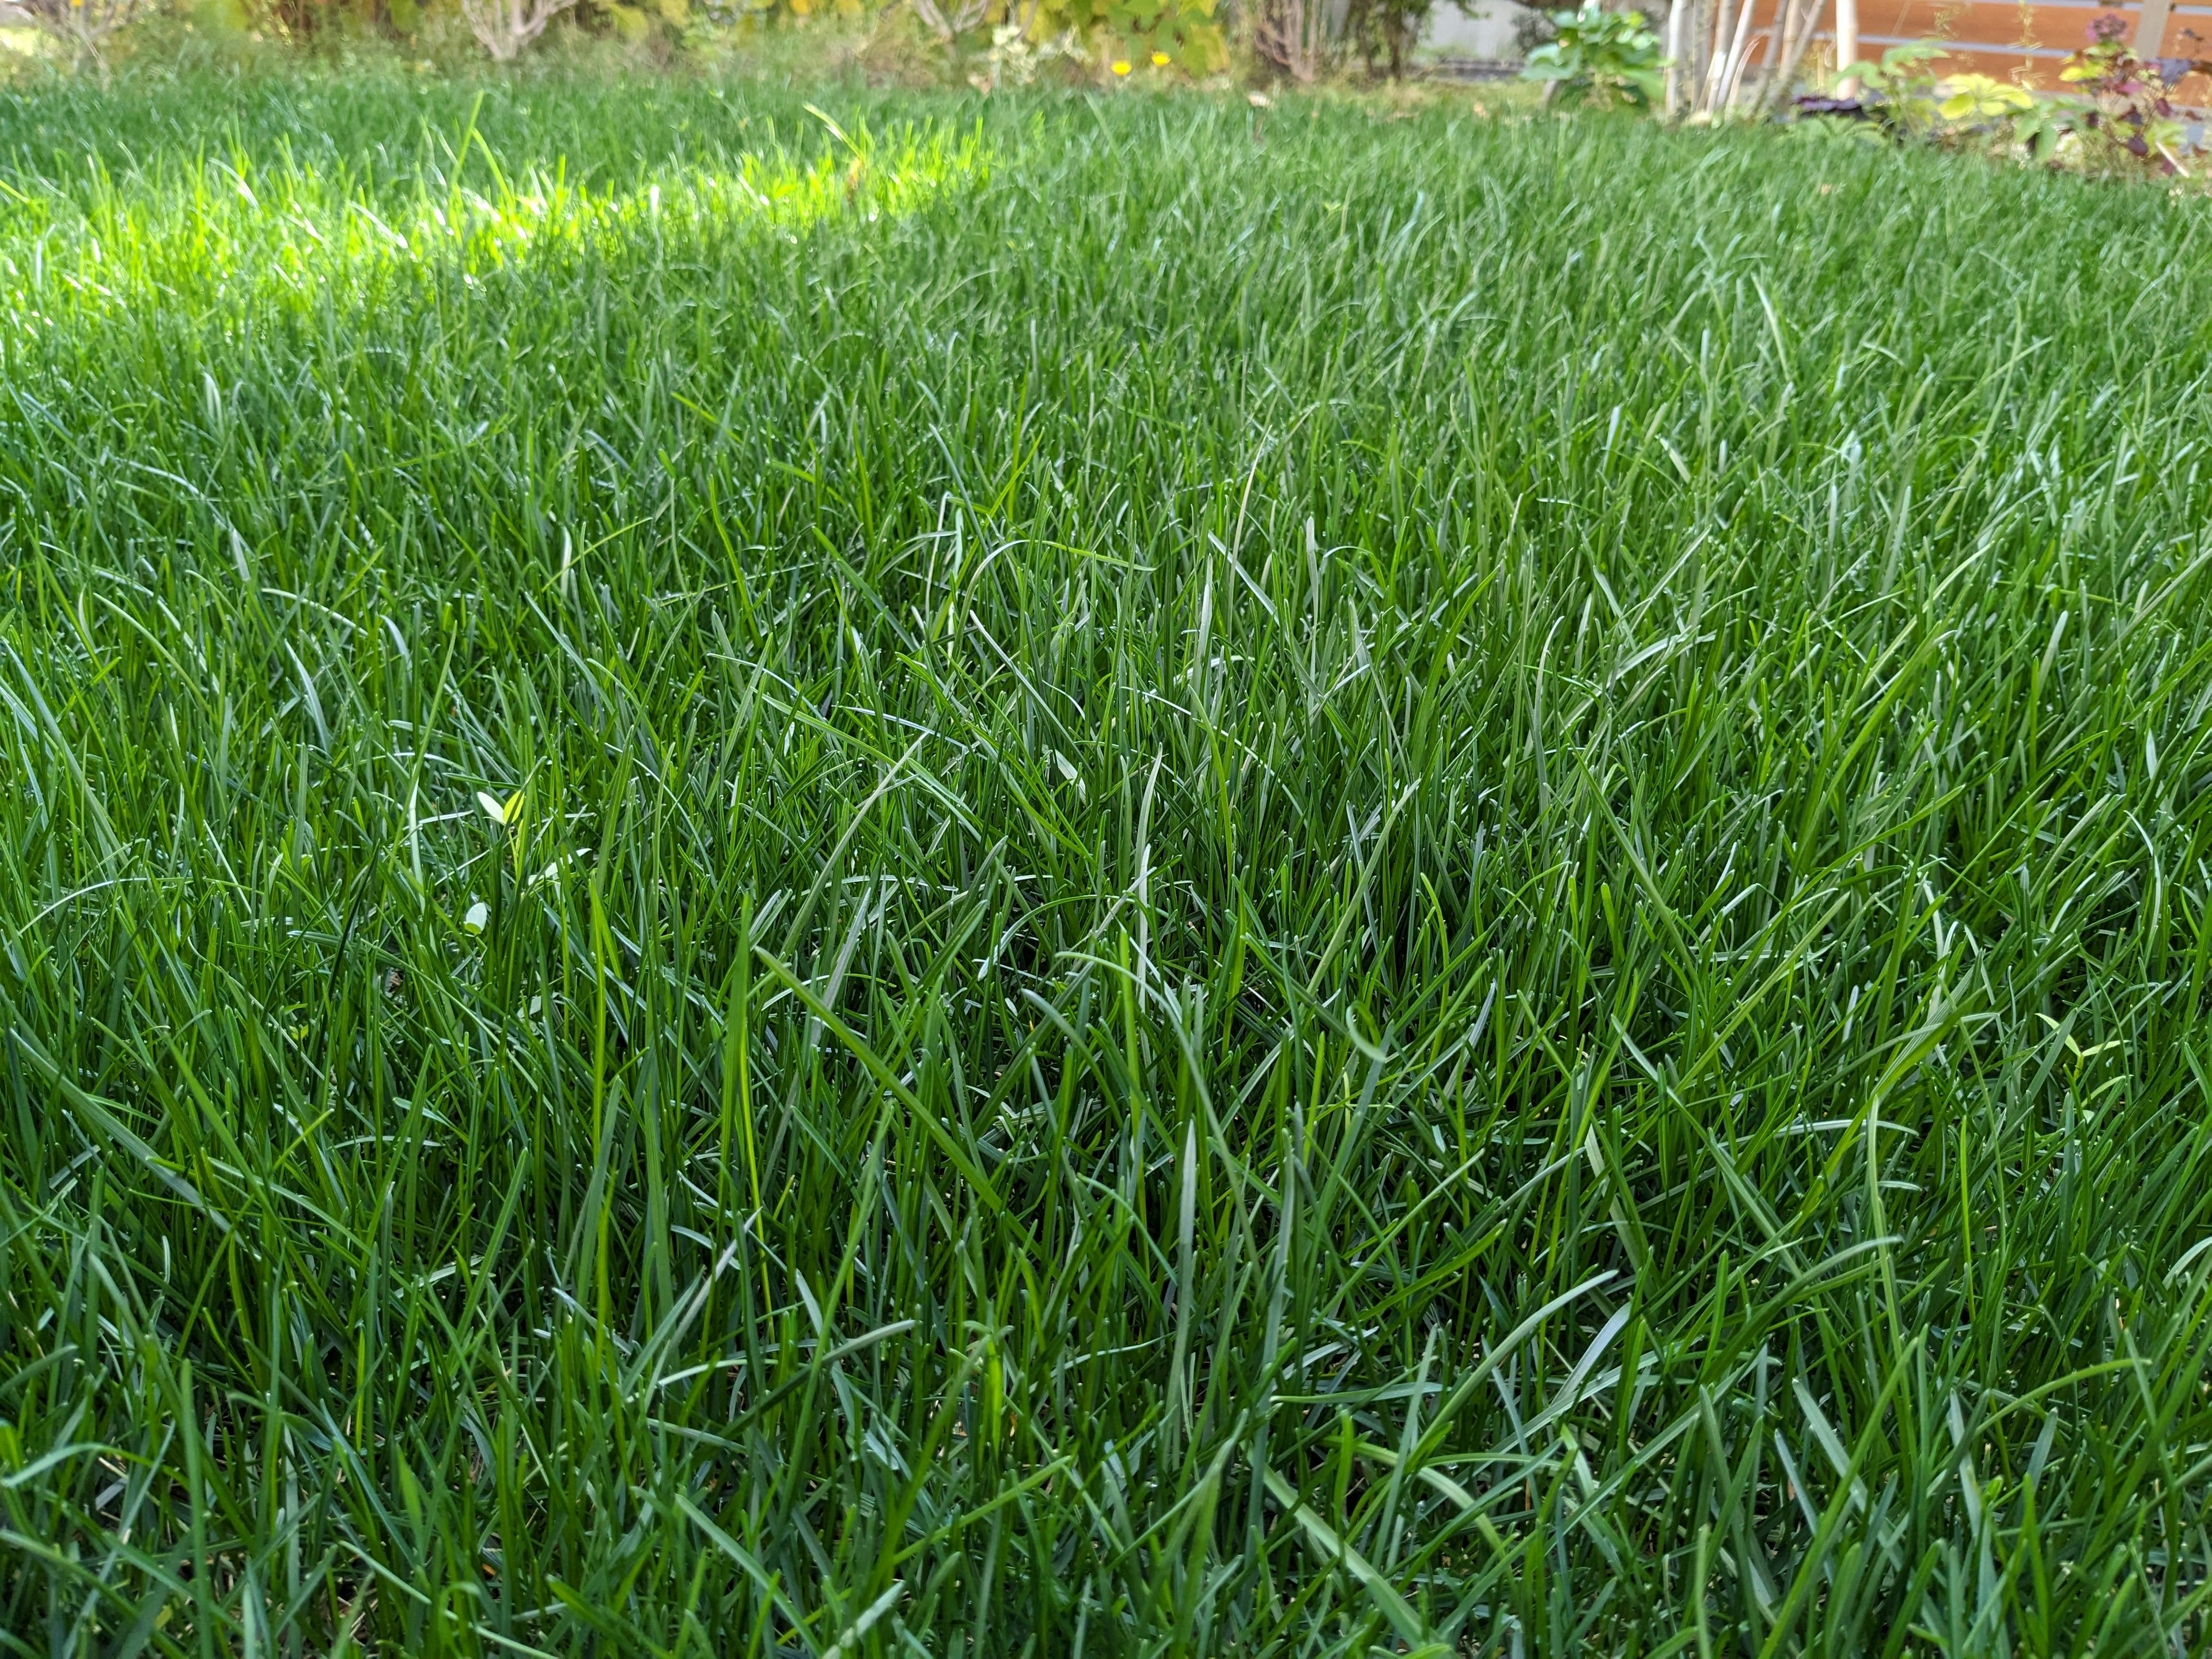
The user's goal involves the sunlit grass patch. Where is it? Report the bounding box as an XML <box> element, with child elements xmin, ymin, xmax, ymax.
<box><xmin>0</xmin><ymin>108</ymin><xmax>989</xmax><ymax>351</ymax></box>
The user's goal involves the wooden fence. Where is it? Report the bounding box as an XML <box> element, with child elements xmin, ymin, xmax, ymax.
<box><xmin>1715</xmin><ymin>0</ymin><xmax>2212</xmax><ymax>91</ymax></box>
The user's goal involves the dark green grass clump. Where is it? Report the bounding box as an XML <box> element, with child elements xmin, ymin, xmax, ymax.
<box><xmin>2</xmin><ymin>67</ymin><xmax>2212</xmax><ymax>1657</ymax></box>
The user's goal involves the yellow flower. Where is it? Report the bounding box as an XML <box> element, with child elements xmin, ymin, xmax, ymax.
<box><xmin>1151</xmin><ymin>50</ymin><xmax>1171</xmax><ymax>66</ymax></box>
<box><xmin>1111</xmin><ymin>58</ymin><xmax>1131</xmax><ymax>75</ymax></box>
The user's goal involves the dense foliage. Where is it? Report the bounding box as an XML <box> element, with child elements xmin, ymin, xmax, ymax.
<box><xmin>1521</xmin><ymin>5</ymin><xmax>1661</xmax><ymax>108</ymax></box>
<box><xmin>1809</xmin><ymin>13</ymin><xmax>2210</xmax><ymax>175</ymax></box>
<box><xmin>3</xmin><ymin>73</ymin><xmax>2212</xmax><ymax>1656</ymax></box>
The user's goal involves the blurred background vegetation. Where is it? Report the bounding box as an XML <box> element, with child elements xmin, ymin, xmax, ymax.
<box><xmin>0</xmin><ymin>0</ymin><xmax>1527</xmax><ymax>96</ymax></box>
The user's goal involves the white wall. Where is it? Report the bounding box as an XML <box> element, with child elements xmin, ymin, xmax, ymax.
<box><xmin>1422</xmin><ymin>0</ymin><xmax>1537</xmax><ymax>57</ymax></box>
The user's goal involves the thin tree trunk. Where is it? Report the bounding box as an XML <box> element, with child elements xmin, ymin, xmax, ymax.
<box><xmin>1707</xmin><ymin>0</ymin><xmax>1753</xmax><ymax>110</ymax></box>
<box><xmin>1703</xmin><ymin>0</ymin><xmax>1726</xmax><ymax>105</ymax></box>
<box><xmin>1664</xmin><ymin>0</ymin><xmax>1687</xmax><ymax>114</ymax></box>
<box><xmin>1835</xmin><ymin>0</ymin><xmax>1859</xmax><ymax>93</ymax></box>
<box><xmin>1695</xmin><ymin>0</ymin><xmax>1718</xmax><ymax>108</ymax></box>
<box><xmin>1756</xmin><ymin>0</ymin><xmax>1824</xmax><ymax>114</ymax></box>
<box><xmin>1721</xmin><ymin>22</ymin><xmax>1765</xmax><ymax>109</ymax></box>
<box><xmin>1698</xmin><ymin>0</ymin><xmax>1736</xmax><ymax>110</ymax></box>
<box><xmin>1744</xmin><ymin>0</ymin><xmax>1796</xmax><ymax>112</ymax></box>
<box><xmin>1683</xmin><ymin>0</ymin><xmax>1711</xmax><ymax>108</ymax></box>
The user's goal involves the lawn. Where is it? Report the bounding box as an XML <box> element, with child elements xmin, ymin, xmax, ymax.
<box><xmin>1</xmin><ymin>65</ymin><xmax>2211</xmax><ymax>1657</ymax></box>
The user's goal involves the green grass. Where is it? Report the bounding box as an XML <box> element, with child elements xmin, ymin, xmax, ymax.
<box><xmin>2</xmin><ymin>62</ymin><xmax>2211</xmax><ymax>1657</ymax></box>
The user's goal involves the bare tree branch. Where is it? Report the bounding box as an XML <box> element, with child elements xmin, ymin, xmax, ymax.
<box><xmin>16</xmin><ymin>0</ymin><xmax>143</xmax><ymax>78</ymax></box>
<box><xmin>461</xmin><ymin>0</ymin><xmax>578</xmax><ymax>61</ymax></box>
<box><xmin>909</xmin><ymin>0</ymin><xmax>993</xmax><ymax>45</ymax></box>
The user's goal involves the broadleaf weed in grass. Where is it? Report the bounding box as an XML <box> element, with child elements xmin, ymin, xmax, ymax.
<box><xmin>0</xmin><ymin>67</ymin><xmax>2210</xmax><ymax>1656</ymax></box>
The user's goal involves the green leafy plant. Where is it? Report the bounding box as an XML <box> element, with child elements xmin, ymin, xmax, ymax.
<box><xmin>1833</xmin><ymin>40</ymin><xmax>1950</xmax><ymax>134</ymax></box>
<box><xmin>1520</xmin><ymin>3</ymin><xmax>1661</xmax><ymax>107</ymax></box>
<box><xmin>1937</xmin><ymin>70</ymin><xmax>2034</xmax><ymax>122</ymax></box>
<box><xmin>1927</xmin><ymin>69</ymin><xmax>2046</xmax><ymax>155</ymax></box>
<box><xmin>1094</xmin><ymin>0</ymin><xmax>1222</xmax><ymax>71</ymax></box>
<box><xmin>1830</xmin><ymin>16</ymin><xmax>2207</xmax><ymax>173</ymax></box>
<box><xmin>2051</xmin><ymin>11</ymin><xmax>2191</xmax><ymax>171</ymax></box>
<box><xmin>910</xmin><ymin>0</ymin><xmax>1221</xmax><ymax>74</ymax></box>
